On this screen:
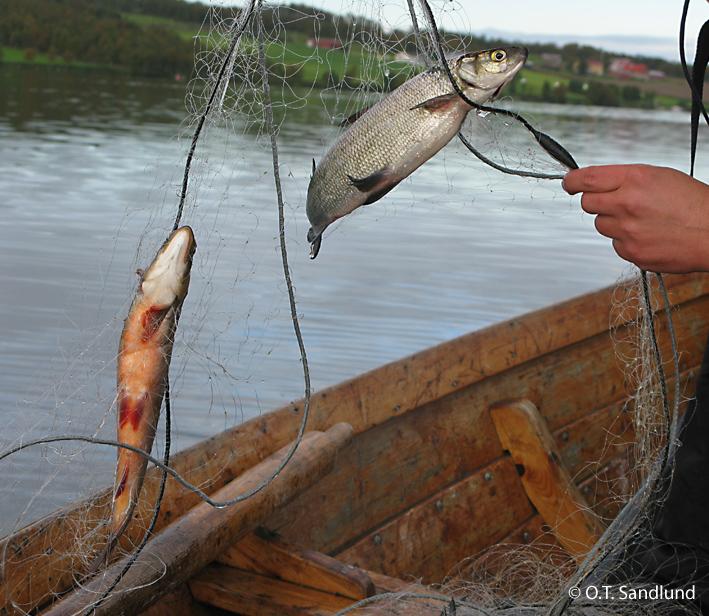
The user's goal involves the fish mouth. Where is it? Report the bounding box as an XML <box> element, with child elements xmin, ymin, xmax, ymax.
<box><xmin>490</xmin><ymin>52</ymin><xmax>527</xmax><ymax>101</ymax></box>
<box><xmin>490</xmin><ymin>84</ymin><xmax>505</xmax><ymax>101</ymax></box>
<box><xmin>140</xmin><ymin>226</ymin><xmax>196</xmax><ymax>304</ymax></box>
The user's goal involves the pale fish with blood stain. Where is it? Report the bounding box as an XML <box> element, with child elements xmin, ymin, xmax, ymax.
<box><xmin>306</xmin><ymin>47</ymin><xmax>528</xmax><ymax>258</ymax></box>
<box><xmin>108</xmin><ymin>226</ymin><xmax>195</xmax><ymax>554</ymax></box>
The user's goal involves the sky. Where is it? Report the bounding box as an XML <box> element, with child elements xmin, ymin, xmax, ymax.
<box><xmin>200</xmin><ymin>0</ymin><xmax>708</xmax><ymax>61</ymax></box>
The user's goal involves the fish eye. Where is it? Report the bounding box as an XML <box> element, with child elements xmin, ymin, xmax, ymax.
<box><xmin>492</xmin><ymin>50</ymin><xmax>507</xmax><ymax>62</ymax></box>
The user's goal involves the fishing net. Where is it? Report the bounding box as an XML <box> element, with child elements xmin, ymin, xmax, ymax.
<box><xmin>0</xmin><ymin>0</ymin><xmax>703</xmax><ymax>613</ymax></box>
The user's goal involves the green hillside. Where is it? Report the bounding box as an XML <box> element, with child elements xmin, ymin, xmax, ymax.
<box><xmin>0</xmin><ymin>0</ymin><xmax>692</xmax><ymax>108</ymax></box>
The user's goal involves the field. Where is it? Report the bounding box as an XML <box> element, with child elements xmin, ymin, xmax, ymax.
<box><xmin>1</xmin><ymin>47</ymin><xmax>103</xmax><ymax>69</ymax></box>
<box><xmin>0</xmin><ymin>9</ymin><xmax>691</xmax><ymax>109</ymax></box>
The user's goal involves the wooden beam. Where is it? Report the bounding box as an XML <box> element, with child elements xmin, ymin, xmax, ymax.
<box><xmin>220</xmin><ymin>529</ymin><xmax>375</xmax><ymax>600</ymax></box>
<box><xmin>490</xmin><ymin>400</ymin><xmax>603</xmax><ymax>559</ymax></box>
<box><xmin>43</xmin><ymin>424</ymin><xmax>353</xmax><ymax>616</ymax></box>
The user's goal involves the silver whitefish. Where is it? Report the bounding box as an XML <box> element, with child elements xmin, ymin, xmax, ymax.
<box><xmin>306</xmin><ymin>47</ymin><xmax>528</xmax><ymax>258</ymax></box>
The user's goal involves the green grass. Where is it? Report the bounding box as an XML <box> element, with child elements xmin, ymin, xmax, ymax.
<box><xmin>263</xmin><ymin>33</ymin><xmax>415</xmax><ymax>89</ymax></box>
<box><xmin>1</xmin><ymin>46</ymin><xmax>104</xmax><ymax>69</ymax></box>
<box><xmin>121</xmin><ymin>12</ymin><xmax>199</xmax><ymax>42</ymax></box>
<box><xmin>516</xmin><ymin>68</ymin><xmax>567</xmax><ymax>97</ymax></box>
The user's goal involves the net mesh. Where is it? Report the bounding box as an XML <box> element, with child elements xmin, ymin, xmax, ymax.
<box><xmin>0</xmin><ymin>0</ymin><xmax>695</xmax><ymax>614</ymax></box>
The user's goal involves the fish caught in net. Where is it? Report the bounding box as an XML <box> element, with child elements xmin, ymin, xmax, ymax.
<box><xmin>0</xmin><ymin>0</ymin><xmax>703</xmax><ymax>614</ymax></box>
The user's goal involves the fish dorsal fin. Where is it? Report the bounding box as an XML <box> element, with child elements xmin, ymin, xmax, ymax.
<box><xmin>311</xmin><ymin>158</ymin><xmax>316</xmax><ymax>179</ymax></box>
<box><xmin>410</xmin><ymin>92</ymin><xmax>458</xmax><ymax>112</ymax></box>
<box><xmin>340</xmin><ymin>105</ymin><xmax>372</xmax><ymax>127</ymax></box>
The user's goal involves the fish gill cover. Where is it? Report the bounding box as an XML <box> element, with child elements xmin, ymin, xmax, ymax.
<box><xmin>0</xmin><ymin>0</ymin><xmax>699</xmax><ymax>614</ymax></box>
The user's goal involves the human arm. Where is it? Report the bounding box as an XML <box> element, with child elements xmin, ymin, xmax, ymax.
<box><xmin>563</xmin><ymin>164</ymin><xmax>709</xmax><ymax>273</ymax></box>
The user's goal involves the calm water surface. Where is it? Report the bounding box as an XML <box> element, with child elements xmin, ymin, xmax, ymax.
<box><xmin>0</xmin><ymin>65</ymin><xmax>705</xmax><ymax>532</ymax></box>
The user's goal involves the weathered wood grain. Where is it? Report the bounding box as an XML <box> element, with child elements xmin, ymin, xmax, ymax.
<box><xmin>490</xmin><ymin>400</ymin><xmax>603</xmax><ymax>559</ymax></box>
<box><xmin>268</xmin><ymin>297</ymin><xmax>708</xmax><ymax>557</ymax></box>
<box><xmin>337</xmin><ymin>457</ymin><xmax>534</xmax><ymax>583</ymax></box>
<box><xmin>190</xmin><ymin>564</ymin><xmax>352</xmax><ymax>615</ymax></box>
<box><xmin>140</xmin><ymin>585</ymin><xmax>204</xmax><ymax>616</ymax></box>
<box><xmin>220</xmin><ymin>529</ymin><xmax>374</xmax><ymax>600</ymax></box>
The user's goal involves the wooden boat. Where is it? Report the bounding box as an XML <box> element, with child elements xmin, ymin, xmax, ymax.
<box><xmin>2</xmin><ymin>273</ymin><xmax>709</xmax><ymax>615</ymax></box>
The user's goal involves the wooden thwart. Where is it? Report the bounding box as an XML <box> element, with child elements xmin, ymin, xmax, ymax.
<box><xmin>490</xmin><ymin>400</ymin><xmax>603</xmax><ymax>559</ymax></box>
<box><xmin>191</xmin><ymin>564</ymin><xmax>353</xmax><ymax>616</ymax></box>
<box><xmin>221</xmin><ymin>528</ymin><xmax>375</xmax><ymax>600</ymax></box>
<box><xmin>43</xmin><ymin>424</ymin><xmax>353</xmax><ymax>616</ymax></box>
<box><xmin>191</xmin><ymin>551</ymin><xmax>437</xmax><ymax>616</ymax></box>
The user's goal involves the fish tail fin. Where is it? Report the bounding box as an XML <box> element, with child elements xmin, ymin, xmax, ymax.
<box><xmin>307</xmin><ymin>228</ymin><xmax>322</xmax><ymax>259</ymax></box>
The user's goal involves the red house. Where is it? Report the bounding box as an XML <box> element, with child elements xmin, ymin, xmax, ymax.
<box><xmin>609</xmin><ymin>58</ymin><xmax>649</xmax><ymax>80</ymax></box>
<box><xmin>306</xmin><ymin>38</ymin><xmax>343</xmax><ymax>50</ymax></box>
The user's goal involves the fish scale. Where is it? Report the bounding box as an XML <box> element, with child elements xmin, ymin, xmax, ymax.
<box><xmin>308</xmin><ymin>68</ymin><xmax>467</xmax><ymax>227</ymax></box>
<box><xmin>306</xmin><ymin>47</ymin><xmax>528</xmax><ymax>258</ymax></box>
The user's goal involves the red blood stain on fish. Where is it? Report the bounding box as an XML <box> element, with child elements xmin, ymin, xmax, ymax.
<box><xmin>118</xmin><ymin>393</ymin><xmax>147</xmax><ymax>430</ymax></box>
<box><xmin>141</xmin><ymin>305</ymin><xmax>170</xmax><ymax>342</ymax></box>
<box><xmin>114</xmin><ymin>467</ymin><xmax>129</xmax><ymax>499</ymax></box>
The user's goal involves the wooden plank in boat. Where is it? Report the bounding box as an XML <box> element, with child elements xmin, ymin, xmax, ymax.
<box><xmin>2</xmin><ymin>274</ymin><xmax>707</xmax><ymax>613</ymax></box>
<box><xmin>555</xmin><ymin>366</ymin><xmax>697</xmax><ymax>483</ymax></box>
<box><xmin>140</xmin><ymin>585</ymin><xmax>205</xmax><ymax>616</ymax></box>
<box><xmin>579</xmin><ymin>455</ymin><xmax>633</xmax><ymax>522</ymax></box>
<box><xmin>268</xmin><ymin>383</ymin><xmax>504</xmax><ymax>555</ymax></box>
<box><xmin>336</xmin><ymin>457</ymin><xmax>534</xmax><ymax>583</ymax></box>
<box><xmin>190</xmin><ymin>564</ymin><xmax>352</xmax><ymax>615</ymax></box>
<box><xmin>43</xmin><ymin>425</ymin><xmax>353</xmax><ymax>616</ymax></box>
<box><xmin>490</xmin><ymin>400</ymin><xmax>603</xmax><ymax>559</ymax></box>
<box><xmin>220</xmin><ymin>528</ymin><xmax>375</xmax><ymax>600</ymax></box>
<box><xmin>268</xmin><ymin>298</ymin><xmax>708</xmax><ymax>557</ymax></box>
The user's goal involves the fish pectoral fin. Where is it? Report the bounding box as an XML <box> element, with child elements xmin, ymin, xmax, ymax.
<box><xmin>410</xmin><ymin>92</ymin><xmax>459</xmax><ymax>112</ymax></box>
<box><xmin>347</xmin><ymin>169</ymin><xmax>392</xmax><ymax>193</ymax></box>
<box><xmin>347</xmin><ymin>170</ymin><xmax>401</xmax><ymax>206</ymax></box>
<box><xmin>340</xmin><ymin>104</ymin><xmax>372</xmax><ymax>127</ymax></box>
<box><xmin>363</xmin><ymin>180</ymin><xmax>401</xmax><ymax>205</ymax></box>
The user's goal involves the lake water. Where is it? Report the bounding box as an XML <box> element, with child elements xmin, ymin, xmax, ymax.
<box><xmin>0</xmin><ymin>65</ymin><xmax>704</xmax><ymax>532</ymax></box>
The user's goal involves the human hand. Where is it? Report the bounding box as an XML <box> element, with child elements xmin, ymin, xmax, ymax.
<box><xmin>563</xmin><ymin>164</ymin><xmax>709</xmax><ymax>273</ymax></box>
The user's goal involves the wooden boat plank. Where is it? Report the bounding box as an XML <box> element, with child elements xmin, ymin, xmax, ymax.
<box><xmin>140</xmin><ymin>585</ymin><xmax>206</xmax><ymax>616</ymax></box>
<box><xmin>268</xmin><ymin>297</ymin><xmax>708</xmax><ymax>557</ymax></box>
<box><xmin>555</xmin><ymin>367</ymin><xmax>697</xmax><ymax>482</ymax></box>
<box><xmin>490</xmin><ymin>399</ymin><xmax>603</xmax><ymax>559</ymax></box>
<box><xmin>579</xmin><ymin>455</ymin><xmax>634</xmax><ymax>522</ymax></box>
<box><xmin>190</xmin><ymin>564</ymin><xmax>352</xmax><ymax>615</ymax></box>
<box><xmin>267</xmin><ymin>384</ymin><xmax>504</xmax><ymax>556</ymax></box>
<box><xmin>336</xmin><ymin>457</ymin><xmax>534</xmax><ymax>583</ymax></box>
<box><xmin>2</xmin><ymin>275</ymin><xmax>707</xmax><ymax>613</ymax></box>
<box><xmin>498</xmin><ymin>514</ymin><xmax>556</xmax><ymax>546</ymax></box>
<box><xmin>43</xmin><ymin>425</ymin><xmax>353</xmax><ymax>616</ymax></box>
<box><xmin>220</xmin><ymin>529</ymin><xmax>375</xmax><ymax>600</ymax></box>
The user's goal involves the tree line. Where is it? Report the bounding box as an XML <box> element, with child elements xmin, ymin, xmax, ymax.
<box><xmin>0</xmin><ymin>0</ymin><xmax>194</xmax><ymax>76</ymax></box>
<box><xmin>0</xmin><ymin>0</ymin><xmax>685</xmax><ymax>82</ymax></box>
